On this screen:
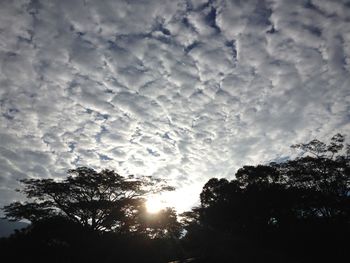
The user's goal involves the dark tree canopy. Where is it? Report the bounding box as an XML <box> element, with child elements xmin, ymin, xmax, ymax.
<box><xmin>136</xmin><ymin>207</ymin><xmax>182</xmax><ymax>239</ymax></box>
<box><xmin>2</xmin><ymin>134</ymin><xmax>350</xmax><ymax>263</ymax></box>
<box><xmin>182</xmin><ymin>134</ymin><xmax>350</xmax><ymax>262</ymax></box>
<box><xmin>3</xmin><ymin>167</ymin><xmax>175</xmax><ymax>233</ymax></box>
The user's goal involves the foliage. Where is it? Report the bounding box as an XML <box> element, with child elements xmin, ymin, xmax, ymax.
<box><xmin>137</xmin><ymin>207</ymin><xmax>182</xmax><ymax>238</ymax></box>
<box><xmin>3</xmin><ymin>167</ymin><xmax>175</xmax><ymax>233</ymax></box>
<box><xmin>2</xmin><ymin>134</ymin><xmax>350</xmax><ymax>262</ymax></box>
<box><xmin>182</xmin><ymin>134</ymin><xmax>350</xmax><ymax>262</ymax></box>
<box><xmin>0</xmin><ymin>215</ymin><xmax>182</xmax><ymax>263</ymax></box>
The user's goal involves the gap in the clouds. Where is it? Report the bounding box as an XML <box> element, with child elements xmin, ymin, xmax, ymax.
<box><xmin>184</xmin><ymin>41</ymin><xmax>199</xmax><ymax>53</ymax></box>
<box><xmin>225</xmin><ymin>40</ymin><xmax>237</xmax><ymax>60</ymax></box>
<box><xmin>204</xmin><ymin>7</ymin><xmax>220</xmax><ymax>32</ymax></box>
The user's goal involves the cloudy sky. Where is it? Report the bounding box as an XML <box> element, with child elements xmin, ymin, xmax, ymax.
<box><xmin>0</xmin><ymin>0</ymin><xmax>350</xmax><ymax>212</ymax></box>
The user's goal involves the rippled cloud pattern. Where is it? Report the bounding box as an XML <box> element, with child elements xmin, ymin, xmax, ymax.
<box><xmin>1</xmin><ymin>0</ymin><xmax>350</xmax><ymax>211</ymax></box>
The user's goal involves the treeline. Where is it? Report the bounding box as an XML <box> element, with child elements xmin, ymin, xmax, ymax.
<box><xmin>181</xmin><ymin>134</ymin><xmax>350</xmax><ymax>262</ymax></box>
<box><xmin>1</xmin><ymin>134</ymin><xmax>349</xmax><ymax>263</ymax></box>
<box><xmin>1</xmin><ymin>168</ymin><xmax>183</xmax><ymax>263</ymax></box>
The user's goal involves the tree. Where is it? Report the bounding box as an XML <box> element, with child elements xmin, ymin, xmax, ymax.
<box><xmin>136</xmin><ymin>206</ymin><xmax>182</xmax><ymax>239</ymax></box>
<box><xmin>3</xmin><ymin>167</ymin><xmax>174</xmax><ymax>232</ymax></box>
<box><xmin>281</xmin><ymin>134</ymin><xmax>350</xmax><ymax>220</ymax></box>
<box><xmin>182</xmin><ymin>134</ymin><xmax>350</xmax><ymax>262</ymax></box>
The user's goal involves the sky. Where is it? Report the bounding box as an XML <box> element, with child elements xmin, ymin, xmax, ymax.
<box><xmin>0</xmin><ymin>0</ymin><xmax>350</xmax><ymax>213</ymax></box>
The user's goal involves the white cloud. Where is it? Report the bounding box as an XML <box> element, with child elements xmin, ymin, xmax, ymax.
<box><xmin>0</xmin><ymin>0</ymin><xmax>349</xmax><ymax>213</ymax></box>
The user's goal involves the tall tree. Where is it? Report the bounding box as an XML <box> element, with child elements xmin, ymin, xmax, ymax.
<box><xmin>136</xmin><ymin>206</ymin><xmax>182</xmax><ymax>239</ymax></box>
<box><xmin>182</xmin><ymin>134</ymin><xmax>350</xmax><ymax>262</ymax></box>
<box><xmin>3</xmin><ymin>167</ymin><xmax>174</xmax><ymax>232</ymax></box>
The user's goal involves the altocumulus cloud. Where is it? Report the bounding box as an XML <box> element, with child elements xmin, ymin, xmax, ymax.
<box><xmin>0</xmin><ymin>0</ymin><xmax>349</xmax><ymax>212</ymax></box>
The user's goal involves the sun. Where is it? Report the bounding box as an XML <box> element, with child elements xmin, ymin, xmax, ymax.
<box><xmin>146</xmin><ymin>197</ymin><xmax>165</xmax><ymax>213</ymax></box>
<box><xmin>145</xmin><ymin>184</ymin><xmax>202</xmax><ymax>214</ymax></box>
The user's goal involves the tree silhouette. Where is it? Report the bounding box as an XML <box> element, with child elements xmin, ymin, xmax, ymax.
<box><xmin>182</xmin><ymin>134</ymin><xmax>350</xmax><ymax>262</ymax></box>
<box><xmin>3</xmin><ymin>167</ymin><xmax>174</xmax><ymax>232</ymax></box>
<box><xmin>2</xmin><ymin>135</ymin><xmax>349</xmax><ymax>263</ymax></box>
<box><xmin>137</xmin><ymin>207</ymin><xmax>182</xmax><ymax>239</ymax></box>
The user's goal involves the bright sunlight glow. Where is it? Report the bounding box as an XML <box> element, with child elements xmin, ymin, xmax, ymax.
<box><xmin>145</xmin><ymin>183</ymin><xmax>202</xmax><ymax>214</ymax></box>
<box><xmin>146</xmin><ymin>197</ymin><xmax>165</xmax><ymax>213</ymax></box>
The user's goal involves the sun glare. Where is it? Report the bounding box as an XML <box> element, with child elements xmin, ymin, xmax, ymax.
<box><xmin>146</xmin><ymin>197</ymin><xmax>164</xmax><ymax>213</ymax></box>
<box><xmin>145</xmin><ymin>184</ymin><xmax>202</xmax><ymax>214</ymax></box>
